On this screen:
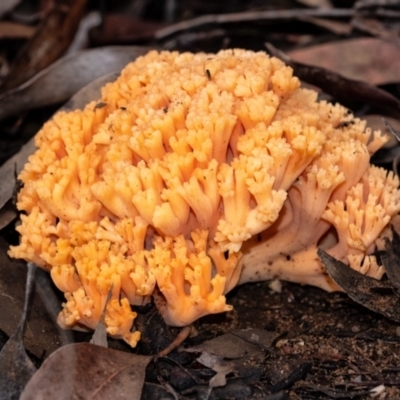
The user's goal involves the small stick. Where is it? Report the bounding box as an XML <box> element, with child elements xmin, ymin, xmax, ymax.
<box><xmin>157</xmin><ymin>325</ymin><xmax>193</xmax><ymax>357</ymax></box>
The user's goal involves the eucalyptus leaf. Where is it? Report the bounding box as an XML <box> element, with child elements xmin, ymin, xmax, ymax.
<box><xmin>0</xmin><ymin>200</ymin><xmax>17</xmax><ymax>230</ymax></box>
<box><xmin>0</xmin><ymin>71</ymin><xmax>119</xmax><ymax>212</ymax></box>
<box><xmin>318</xmin><ymin>249</ymin><xmax>400</xmax><ymax>321</ymax></box>
<box><xmin>0</xmin><ymin>237</ymin><xmax>71</xmax><ymax>358</ymax></box>
<box><xmin>0</xmin><ymin>263</ymin><xmax>36</xmax><ymax>400</ymax></box>
<box><xmin>20</xmin><ymin>343</ymin><xmax>152</xmax><ymax>400</ymax></box>
<box><xmin>185</xmin><ymin>330</ymin><xmax>268</xmax><ymax>360</ymax></box>
<box><xmin>266</xmin><ymin>42</ymin><xmax>400</xmax><ymax>118</ymax></box>
<box><xmin>381</xmin><ymin>227</ymin><xmax>400</xmax><ymax>290</ymax></box>
<box><xmin>0</xmin><ymin>46</ymin><xmax>150</xmax><ymax>121</ymax></box>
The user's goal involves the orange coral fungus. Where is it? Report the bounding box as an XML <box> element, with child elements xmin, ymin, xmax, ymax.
<box><xmin>9</xmin><ymin>49</ymin><xmax>400</xmax><ymax>346</ymax></box>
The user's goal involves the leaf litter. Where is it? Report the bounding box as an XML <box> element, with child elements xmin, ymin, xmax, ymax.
<box><xmin>20</xmin><ymin>343</ymin><xmax>152</xmax><ymax>400</ymax></box>
<box><xmin>287</xmin><ymin>38</ymin><xmax>400</xmax><ymax>86</ymax></box>
<box><xmin>0</xmin><ymin>237</ymin><xmax>71</xmax><ymax>359</ymax></box>
<box><xmin>0</xmin><ymin>262</ymin><xmax>37</xmax><ymax>400</ymax></box>
<box><xmin>266</xmin><ymin>42</ymin><xmax>400</xmax><ymax>118</ymax></box>
<box><xmin>0</xmin><ymin>46</ymin><xmax>150</xmax><ymax>121</ymax></box>
<box><xmin>318</xmin><ymin>248</ymin><xmax>400</xmax><ymax>322</ymax></box>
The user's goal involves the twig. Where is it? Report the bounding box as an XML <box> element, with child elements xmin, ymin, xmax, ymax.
<box><xmin>157</xmin><ymin>325</ymin><xmax>193</xmax><ymax>357</ymax></box>
<box><xmin>155</xmin><ymin>8</ymin><xmax>400</xmax><ymax>40</ymax></box>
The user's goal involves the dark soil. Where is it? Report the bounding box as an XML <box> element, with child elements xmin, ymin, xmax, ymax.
<box><xmin>166</xmin><ymin>280</ymin><xmax>400</xmax><ymax>399</ymax></box>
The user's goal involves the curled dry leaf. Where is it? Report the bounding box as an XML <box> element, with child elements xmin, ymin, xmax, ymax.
<box><xmin>20</xmin><ymin>343</ymin><xmax>152</xmax><ymax>400</ymax></box>
<box><xmin>0</xmin><ymin>46</ymin><xmax>150</xmax><ymax>121</ymax></box>
<box><xmin>287</xmin><ymin>38</ymin><xmax>400</xmax><ymax>86</ymax></box>
<box><xmin>184</xmin><ymin>329</ymin><xmax>271</xmax><ymax>396</ymax></box>
<box><xmin>318</xmin><ymin>249</ymin><xmax>400</xmax><ymax>322</ymax></box>
<box><xmin>381</xmin><ymin>227</ymin><xmax>400</xmax><ymax>290</ymax></box>
<box><xmin>185</xmin><ymin>330</ymin><xmax>267</xmax><ymax>359</ymax></box>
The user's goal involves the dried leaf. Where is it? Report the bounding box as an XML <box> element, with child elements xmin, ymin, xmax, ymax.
<box><xmin>185</xmin><ymin>330</ymin><xmax>266</xmax><ymax>359</ymax></box>
<box><xmin>1</xmin><ymin>0</ymin><xmax>88</xmax><ymax>91</ymax></box>
<box><xmin>185</xmin><ymin>329</ymin><xmax>269</xmax><ymax>390</ymax></box>
<box><xmin>197</xmin><ymin>352</ymin><xmax>234</xmax><ymax>388</ymax></box>
<box><xmin>381</xmin><ymin>228</ymin><xmax>400</xmax><ymax>290</ymax></box>
<box><xmin>318</xmin><ymin>249</ymin><xmax>400</xmax><ymax>322</ymax></box>
<box><xmin>0</xmin><ymin>70</ymin><xmax>121</xmax><ymax>212</ymax></box>
<box><xmin>0</xmin><ymin>0</ymin><xmax>20</xmax><ymax>17</ymax></box>
<box><xmin>0</xmin><ymin>200</ymin><xmax>17</xmax><ymax>230</ymax></box>
<box><xmin>20</xmin><ymin>343</ymin><xmax>152</xmax><ymax>400</ymax></box>
<box><xmin>0</xmin><ymin>46</ymin><xmax>149</xmax><ymax>121</ymax></box>
<box><xmin>266</xmin><ymin>42</ymin><xmax>400</xmax><ymax>117</ymax></box>
<box><xmin>0</xmin><ymin>237</ymin><xmax>71</xmax><ymax>359</ymax></box>
<box><xmin>287</xmin><ymin>38</ymin><xmax>400</xmax><ymax>85</ymax></box>
<box><xmin>0</xmin><ymin>263</ymin><xmax>37</xmax><ymax>400</ymax></box>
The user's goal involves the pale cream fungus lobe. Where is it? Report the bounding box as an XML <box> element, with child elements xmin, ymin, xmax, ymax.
<box><xmin>9</xmin><ymin>49</ymin><xmax>400</xmax><ymax>347</ymax></box>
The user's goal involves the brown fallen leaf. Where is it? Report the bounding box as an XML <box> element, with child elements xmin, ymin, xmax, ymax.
<box><xmin>0</xmin><ymin>200</ymin><xmax>17</xmax><ymax>230</ymax></box>
<box><xmin>0</xmin><ymin>263</ymin><xmax>37</xmax><ymax>400</ymax></box>
<box><xmin>0</xmin><ymin>22</ymin><xmax>35</xmax><ymax>40</ymax></box>
<box><xmin>0</xmin><ymin>46</ymin><xmax>149</xmax><ymax>122</ymax></box>
<box><xmin>20</xmin><ymin>343</ymin><xmax>152</xmax><ymax>400</ymax></box>
<box><xmin>1</xmin><ymin>0</ymin><xmax>88</xmax><ymax>92</ymax></box>
<box><xmin>288</xmin><ymin>38</ymin><xmax>400</xmax><ymax>85</ymax></box>
<box><xmin>266</xmin><ymin>42</ymin><xmax>400</xmax><ymax>117</ymax></box>
<box><xmin>318</xmin><ymin>249</ymin><xmax>400</xmax><ymax>323</ymax></box>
